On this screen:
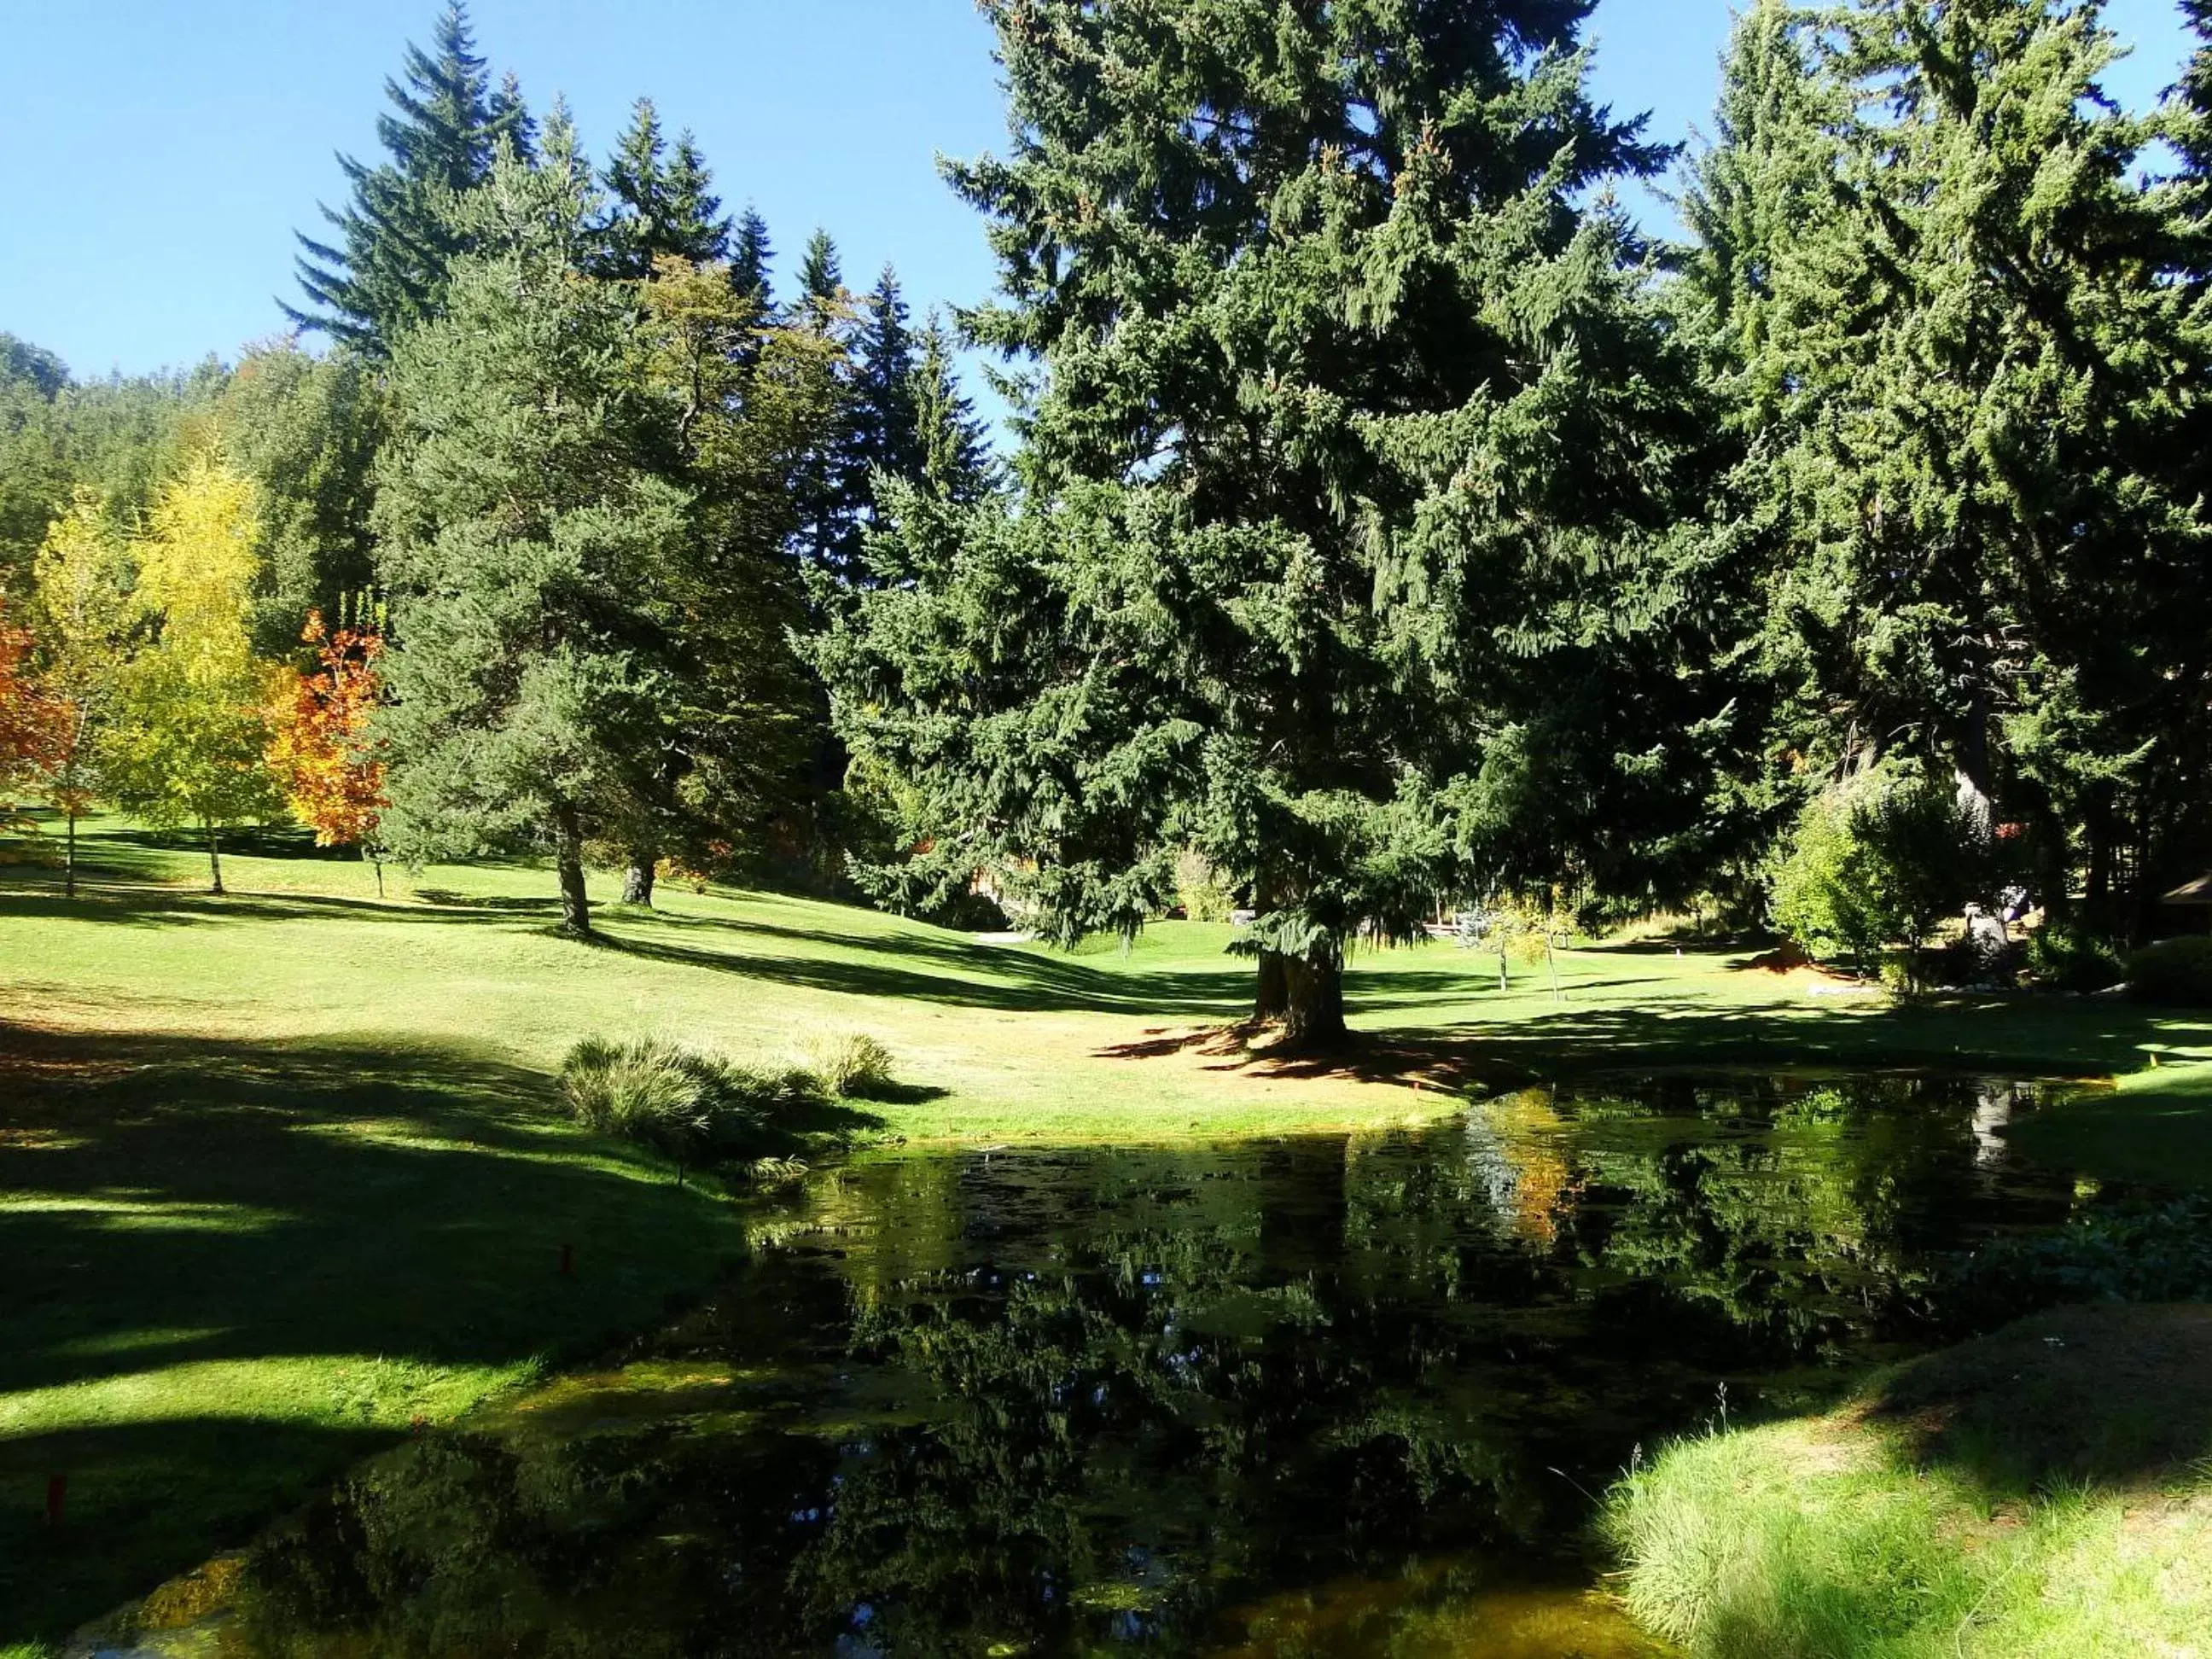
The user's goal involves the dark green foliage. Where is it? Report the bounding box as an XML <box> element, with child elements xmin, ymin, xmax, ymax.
<box><xmin>795</xmin><ymin>228</ymin><xmax>841</xmax><ymax>311</ymax></box>
<box><xmin>216</xmin><ymin>345</ymin><xmax>385</xmax><ymax>653</ymax></box>
<box><xmin>730</xmin><ymin>207</ymin><xmax>774</xmax><ymax>308</ymax></box>
<box><xmin>370</xmin><ymin>126</ymin><xmax>690</xmax><ymax>934</ymax></box>
<box><xmin>911</xmin><ymin>314</ymin><xmax>995</xmax><ymax>508</ymax></box>
<box><xmin>0</xmin><ymin>333</ymin><xmax>66</xmax><ymax>399</ymax></box>
<box><xmin>1690</xmin><ymin>0</ymin><xmax>2212</xmax><ymax>940</ymax></box>
<box><xmin>2025</xmin><ymin>920</ymin><xmax>2127</xmax><ymax>993</ymax></box>
<box><xmin>597</xmin><ymin>98</ymin><xmax>729</xmax><ymax>279</ymax></box>
<box><xmin>1950</xmin><ymin>1199</ymin><xmax>2212</xmax><ymax>1329</ymax></box>
<box><xmin>818</xmin><ymin>0</ymin><xmax>1723</xmax><ymax>1044</ymax></box>
<box><xmin>2127</xmin><ymin>936</ymin><xmax>2212</xmax><ymax>1008</ymax></box>
<box><xmin>0</xmin><ymin>343</ymin><xmax>220</xmax><ymax>586</ymax></box>
<box><xmin>289</xmin><ymin>2</ymin><xmax>524</xmax><ymax>353</ymax></box>
<box><xmin>627</xmin><ymin>256</ymin><xmax>846</xmax><ymax>885</ymax></box>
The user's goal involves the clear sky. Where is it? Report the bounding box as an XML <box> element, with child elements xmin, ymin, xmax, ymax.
<box><xmin>0</xmin><ymin>0</ymin><xmax>2196</xmax><ymax>381</ymax></box>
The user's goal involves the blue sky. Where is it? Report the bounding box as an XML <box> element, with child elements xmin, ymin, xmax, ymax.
<box><xmin>0</xmin><ymin>1</ymin><xmax>2195</xmax><ymax>380</ymax></box>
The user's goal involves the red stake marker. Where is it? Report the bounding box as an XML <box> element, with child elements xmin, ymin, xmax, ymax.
<box><xmin>45</xmin><ymin>1474</ymin><xmax>65</xmax><ymax>1528</ymax></box>
<box><xmin>559</xmin><ymin>1243</ymin><xmax>574</xmax><ymax>1277</ymax></box>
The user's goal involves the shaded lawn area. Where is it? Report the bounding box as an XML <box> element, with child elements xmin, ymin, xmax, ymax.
<box><xmin>0</xmin><ymin>1022</ymin><xmax>745</xmax><ymax>1644</ymax></box>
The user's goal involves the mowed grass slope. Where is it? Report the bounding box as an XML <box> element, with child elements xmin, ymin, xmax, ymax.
<box><xmin>3</xmin><ymin>818</ymin><xmax>2209</xmax><ymax>1643</ymax></box>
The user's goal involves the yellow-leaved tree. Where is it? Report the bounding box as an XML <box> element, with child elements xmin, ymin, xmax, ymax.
<box><xmin>30</xmin><ymin>488</ymin><xmax>136</xmax><ymax>897</ymax></box>
<box><xmin>102</xmin><ymin>457</ymin><xmax>283</xmax><ymax>893</ymax></box>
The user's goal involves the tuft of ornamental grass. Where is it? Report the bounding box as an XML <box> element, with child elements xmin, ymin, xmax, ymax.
<box><xmin>803</xmin><ymin>1030</ymin><xmax>897</xmax><ymax>1099</ymax></box>
<box><xmin>560</xmin><ymin>1038</ymin><xmax>825</xmax><ymax>1170</ymax></box>
<box><xmin>1603</xmin><ymin>1422</ymin><xmax>1971</xmax><ymax>1658</ymax></box>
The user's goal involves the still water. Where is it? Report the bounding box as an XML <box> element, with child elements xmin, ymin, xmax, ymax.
<box><xmin>124</xmin><ymin>1074</ymin><xmax>2085</xmax><ymax>1657</ymax></box>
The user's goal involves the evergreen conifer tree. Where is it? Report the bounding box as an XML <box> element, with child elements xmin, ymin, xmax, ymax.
<box><xmin>911</xmin><ymin>313</ymin><xmax>994</xmax><ymax>508</ymax></box>
<box><xmin>730</xmin><ymin>207</ymin><xmax>775</xmax><ymax>308</ymax></box>
<box><xmin>289</xmin><ymin>3</ymin><xmax>522</xmax><ymax>353</ymax></box>
<box><xmin>789</xmin><ymin>230</ymin><xmax>858</xmax><ymax>571</ymax></box>
<box><xmin>371</xmin><ymin>121</ymin><xmax>690</xmax><ymax>936</ymax></box>
<box><xmin>816</xmin><ymin>0</ymin><xmax>1718</xmax><ymax>1045</ymax></box>
<box><xmin>1697</xmin><ymin>0</ymin><xmax>2212</xmax><ymax>935</ymax></box>
<box><xmin>796</xmin><ymin>230</ymin><xmax>843</xmax><ymax>313</ymax></box>
<box><xmin>599</xmin><ymin>98</ymin><xmax>730</xmax><ymax>278</ymax></box>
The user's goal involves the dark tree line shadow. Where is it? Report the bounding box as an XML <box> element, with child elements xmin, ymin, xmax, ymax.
<box><xmin>0</xmin><ymin>1020</ymin><xmax>750</xmax><ymax>1642</ymax></box>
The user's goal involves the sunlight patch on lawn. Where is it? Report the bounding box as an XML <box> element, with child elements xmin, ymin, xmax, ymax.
<box><xmin>0</xmin><ymin>1194</ymin><xmax>291</xmax><ymax>1231</ymax></box>
<box><xmin>0</xmin><ymin>1354</ymin><xmax>533</xmax><ymax>1439</ymax></box>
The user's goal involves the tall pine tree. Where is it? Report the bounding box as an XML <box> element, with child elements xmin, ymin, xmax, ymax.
<box><xmin>911</xmin><ymin>312</ymin><xmax>994</xmax><ymax>508</ymax></box>
<box><xmin>598</xmin><ymin>98</ymin><xmax>730</xmax><ymax>278</ymax></box>
<box><xmin>817</xmin><ymin>0</ymin><xmax>1719</xmax><ymax>1045</ymax></box>
<box><xmin>289</xmin><ymin>3</ymin><xmax>522</xmax><ymax>354</ymax></box>
<box><xmin>1695</xmin><ymin>0</ymin><xmax>2212</xmax><ymax>936</ymax></box>
<box><xmin>371</xmin><ymin>120</ymin><xmax>690</xmax><ymax>936</ymax></box>
<box><xmin>730</xmin><ymin>207</ymin><xmax>776</xmax><ymax>309</ymax></box>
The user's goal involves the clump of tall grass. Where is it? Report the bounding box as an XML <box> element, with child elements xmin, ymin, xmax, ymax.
<box><xmin>1603</xmin><ymin>1412</ymin><xmax>2212</xmax><ymax>1656</ymax></box>
<box><xmin>802</xmin><ymin>1030</ymin><xmax>897</xmax><ymax>1099</ymax></box>
<box><xmin>560</xmin><ymin>1038</ymin><xmax>823</xmax><ymax>1172</ymax></box>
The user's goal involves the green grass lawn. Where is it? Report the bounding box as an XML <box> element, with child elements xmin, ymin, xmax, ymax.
<box><xmin>3</xmin><ymin>816</ymin><xmax>2209</xmax><ymax>1645</ymax></box>
<box><xmin>1604</xmin><ymin>1302</ymin><xmax>2212</xmax><ymax>1657</ymax></box>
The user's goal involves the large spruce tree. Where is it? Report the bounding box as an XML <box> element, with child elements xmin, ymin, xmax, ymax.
<box><xmin>1692</xmin><ymin>0</ymin><xmax>2212</xmax><ymax>936</ymax></box>
<box><xmin>289</xmin><ymin>3</ymin><xmax>523</xmax><ymax>354</ymax></box>
<box><xmin>599</xmin><ymin>98</ymin><xmax>730</xmax><ymax>279</ymax></box>
<box><xmin>817</xmin><ymin>0</ymin><xmax>1720</xmax><ymax>1045</ymax></box>
<box><xmin>371</xmin><ymin>122</ymin><xmax>690</xmax><ymax>936</ymax></box>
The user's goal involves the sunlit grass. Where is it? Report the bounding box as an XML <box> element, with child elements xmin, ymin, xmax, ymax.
<box><xmin>1604</xmin><ymin>1305</ymin><xmax>2212</xmax><ymax>1657</ymax></box>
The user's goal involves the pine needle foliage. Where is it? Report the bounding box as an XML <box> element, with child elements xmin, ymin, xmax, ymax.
<box><xmin>816</xmin><ymin>0</ymin><xmax>1728</xmax><ymax>1045</ymax></box>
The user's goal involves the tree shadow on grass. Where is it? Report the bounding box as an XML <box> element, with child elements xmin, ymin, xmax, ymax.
<box><xmin>1097</xmin><ymin>989</ymin><xmax>2212</xmax><ymax>1097</ymax></box>
<box><xmin>0</xmin><ymin>1020</ymin><xmax>748</xmax><ymax>1644</ymax></box>
<box><xmin>591</xmin><ymin>926</ymin><xmax>1256</xmax><ymax>1020</ymax></box>
<box><xmin>1863</xmin><ymin>1302</ymin><xmax>2212</xmax><ymax>1497</ymax></box>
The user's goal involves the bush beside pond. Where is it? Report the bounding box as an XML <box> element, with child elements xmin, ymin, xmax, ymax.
<box><xmin>561</xmin><ymin>1038</ymin><xmax>842</xmax><ymax>1171</ymax></box>
<box><xmin>2128</xmin><ymin>935</ymin><xmax>2212</xmax><ymax>1007</ymax></box>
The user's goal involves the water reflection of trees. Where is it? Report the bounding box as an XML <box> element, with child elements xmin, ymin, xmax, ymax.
<box><xmin>227</xmin><ymin>1075</ymin><xmax>2070</xmax><ymax>1656</ymax></box>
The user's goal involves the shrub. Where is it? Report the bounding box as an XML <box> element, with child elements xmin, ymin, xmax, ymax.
<box><xmin>560</xmin><ymin>1038</ymin><xmax>826</xmax><ymax>1169</ymax></box>
<box><xmin>1947</xmin><ymin>1198</ymin><xmax>2212</xmax><ymax>1331</ymax></box>
<box><xmin>2128</xmin><ymin>935</ymin><xmax>2212</xmax><ymax>1007</ymax></box>
<box><xmin>1768</xmin><ymin>765</ymin><xmax>1995</xmax><ymax>975</ymax></box>
<box><xmin>2025</xmin><ymin>921</ymin><xmax>2125</xmax><ymax>992</ymax></box>
<box><xmin>805</xmin><ymin>1031</ymin><xmax>896</xmax><ymax>1099</ymax></box>
<box><xmin>1173</xmin><ymin>848</ymin><xmax>1237</xmax><ymax>923</ymax></box>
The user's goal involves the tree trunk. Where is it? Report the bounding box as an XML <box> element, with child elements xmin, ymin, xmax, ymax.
<box><xmin>621</xmin><ymin>858</ymin><xmax>656</xmax><ymax>907</ymax></box>
<box><xmin>1274</xmin><ymin>952</ymin><xmax>1348</xmax><ymax>1051</ymax></box>
<box><xmin>553</xmin><ymin>804</ymin><xmax>591</xmax><ymax>937</ymax></box>
<box><xmin>205</xmin><ymin>820</ymin><xmax>224</xmax><ymax>895</ymax></box>
<box><xmin>1254</xmin><ymin>951</ymin><xmax>1291</xmax><ymax>1022</ymax></box>
<box><xmin>64</xmin><ymin>810</ymin><xmax>77</xmax><ymax>899</ymax></box>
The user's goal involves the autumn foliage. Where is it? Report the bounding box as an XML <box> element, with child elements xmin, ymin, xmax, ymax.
<box><xmin>266</xmin><ymin>609</ymin><xmax>387</xmax><ymax>851</ymax></box>
<box><xmin>0</xmin><ymin>599</ymin><xmax>62</xmax><ymax>813</ymax></box>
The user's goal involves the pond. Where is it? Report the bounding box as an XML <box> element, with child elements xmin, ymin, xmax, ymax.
<box><xmin>115</xmin><ymin>1073</ymin><xmax>2090</xmax><ymax>1657</ymax></box>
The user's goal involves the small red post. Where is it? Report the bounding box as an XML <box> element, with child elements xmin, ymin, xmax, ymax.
<box><xmin>559</xmin><ymin>1243</ymin><xmax>574</xmax><ymax>1277</ymax></box>
<box><xmin>45</xmin><ymin>1474</ymin><xmax>65</xmax><ymax>1528</ymax></box>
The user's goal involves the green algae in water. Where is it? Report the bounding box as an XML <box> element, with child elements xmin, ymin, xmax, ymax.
<box><xmin>114</xmin><ymin>1073</ymin><xmax>2087</xmax><ymax>1656</ymax></box>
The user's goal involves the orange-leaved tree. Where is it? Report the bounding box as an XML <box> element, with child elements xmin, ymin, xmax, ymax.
<box><xmin>266</xmin><ymin>607</ymin><xmax>388</xmax><ymax>889</ymax></box>
<box><xmin>0</xmin><ymin>597</ymin><xmax>64</xmax><ymax>834</ymax></box>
